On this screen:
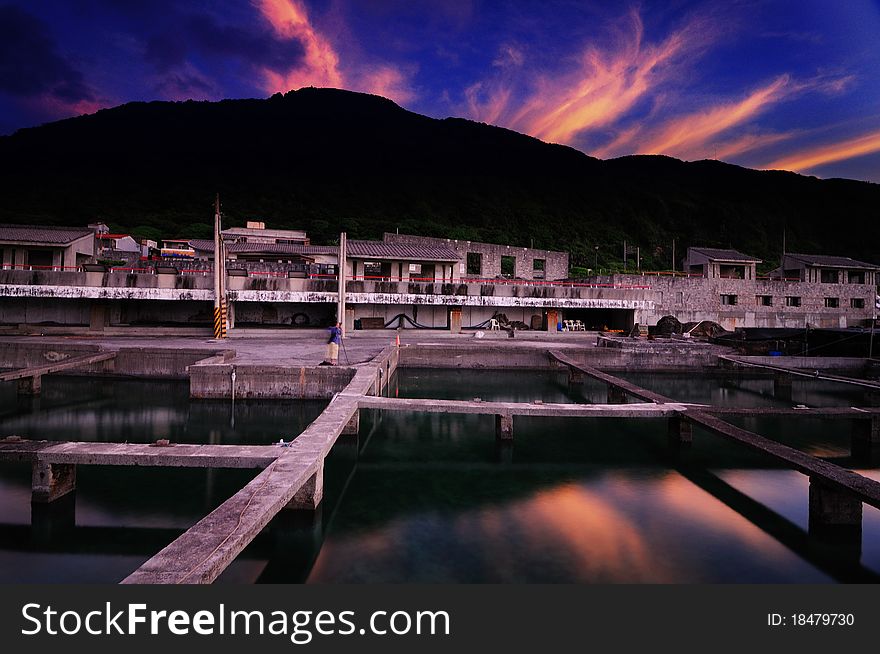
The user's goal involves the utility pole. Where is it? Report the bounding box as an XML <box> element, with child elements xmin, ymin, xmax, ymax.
<box><xmin>212</xmin><ymin>193</ymin><xmax>227</xmax><ymax>339</ymax></box>
<box><xmin>337</xmin><ymin>232</ymin><xmax>347</xmax><ymax>335</ymax></box>
<box><xmin>623</xmin><ymin>240</ymin><xmax>627</xmax><ymax>271</ymax></box>
<box><xmin>672</xmin><ymin>239</ymin><xmax>675</xmax><ymax>273</ymax></box>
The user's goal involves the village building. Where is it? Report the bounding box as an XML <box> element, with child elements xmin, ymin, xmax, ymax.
<box><xmin>0</xmin><ymin>224</ymin><xmax>95</xmax><ymax>271</ymax></box>
<box><xmin>0</xmin><ymin>223</ymin><xmax>875</xmax><ymax>332</ymax></box>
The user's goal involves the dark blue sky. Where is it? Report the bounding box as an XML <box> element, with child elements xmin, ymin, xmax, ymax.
<box><xmin>2</xmin><ymin>0</ymin><xmax>879</xmax><ymax>181</ymax></box>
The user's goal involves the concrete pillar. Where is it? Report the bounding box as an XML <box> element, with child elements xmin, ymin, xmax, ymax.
<box><xmin>808</xmin><ymin>477</ymin><xmax>862</xmax><ymax>543</ymax></box>
<box><xmin>31</xmin><ymin>461</ymin><xmax>76</xmax><ymax>503</ymax></box>
<box><xmin>89</xmin><ymin>302</ymin><xmax>107</xmax><ymax>331</ymax></box>
<box><xmin>667</xmin><ymin>415</ymin><xmax>693</xmax><ymax>446</ymax></box>
<box><xmin>17</xmin><ymin>375</ymin><xmax>41</xmax><ymax>395</ymax></box>
<box><xmin>773</xmin><ymin>373</ymin><xmax>792</xmax><ymax>401</ymax></box>
<box><xmin>342</xmin><ymin>410</ymin><xmax>360</xmax><ymax>436</ymax></box>
<box><xmin>607</xmin><ymin>385</ymin><xmax>627</xmax><ymax>404</ymax></box>
<box><xmin>449</xmin><ymin>307</ymin><xmax>462</xmax><ymax>333</ymax></box>
<box><xmin>345</xmin><ymin>308</ymin><xmax>355</xmax><ymax>333</ymax></box>
<box><xmin>286</xmin><ymin>467</ymin><xmax>324</xmax><ymax>511</ymax></box>
<box><xmin>227</xmin><ymin>301</ymin><xmax>236</xmax><ymax>329</ymax></box>
<box><xmin>495</xmin><ymin>413</ymin><xmax>513</xmax><ymax>440</ymax></box>
<box><xmin>568</xmin><ymin>368</ymin><xmax>584</xmax><ymax>385</ymax></box>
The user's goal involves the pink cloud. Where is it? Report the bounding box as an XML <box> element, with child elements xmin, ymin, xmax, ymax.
<box><xmin>253</xmin><ymin>0</ymin><xmax>415</xmax><ymax>105</ymax></box>
<box><xmin>763</xmin><ymin>128</ymin><xmax>880</xmax><ymax>173</ymax></box>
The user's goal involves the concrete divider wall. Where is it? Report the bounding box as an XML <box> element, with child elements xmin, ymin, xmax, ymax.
<box><xmin>725</xmin><ymin>356</ymin><xmax>871</xmax><ymax>373</ymax></box>
<box><xmin>189</xmin><ymin>364</ymin><xmax>355</xmax><ymax>399</ymax></box>
<box><xmin>399</xmin><ymin>344</ymin><xmax>723</xmax><ymax>371</ymax></box>
<box><xmin>0</xmin><ymin>342</ymin><xmax>101</xmax><ymax>371</ymax></box>
<box><xmin>0</xmin><ymin>344</ymin><xmax>231</xmax><ymax>379</ymax></box>
<box><xmin>114</xmin><ymin>348</ymin><xmax>231</xmax><ymax>378</ymax></box>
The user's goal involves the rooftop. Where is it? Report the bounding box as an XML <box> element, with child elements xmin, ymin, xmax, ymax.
<box><xmin>688</xmin><ymin>247</ymin><xmax>762</xmax><ymax>263</ymax></box>
<box><xmin>348</xmin><ymin>240</ymin><xmax>461</xmax><ymax>262</ymax></box>
<box><xmin>785</xmin><ymin>253</ymin><xmax>879</xmax><ymax>270</ymax></box>
<box><xmin>0</xmin><ymin>224</ymin><xmax>94</xmax><ymax>245</ymax></box>
<box><xmin>190</xmin><ymin>240</ymin><xmax>337</xmax><ymax>256</ymax></box>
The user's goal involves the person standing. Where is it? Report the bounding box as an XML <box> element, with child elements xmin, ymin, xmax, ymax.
<box><xmin>326</xmin><ymin>321</ymin><xmax>343</xmax><ymax>365</ymax></box>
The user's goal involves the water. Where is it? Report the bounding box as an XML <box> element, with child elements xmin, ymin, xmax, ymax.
<box><xmin>0</xmin><ymin>376</ymin><xmax>325</xmax><ymax>583</ymax></box>
<box><xmin>1</xmin><ymin>371</ymin><xmax>877</xmax><ymax>583</ymax></box>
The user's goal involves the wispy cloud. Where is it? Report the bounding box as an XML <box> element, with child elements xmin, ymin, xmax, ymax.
<box><xmin>461</xmin><ymin>9</ymin><xmax>719</xmax><ymax>145</ymax></box>
<box><xmin>595</xmin><ymin>76</ymin><xmax>794</xmax><ymax>159</ymax></box>
<box><xmin>764</xmin><ymin>128</ymin><xmax>880</xmax><ymax>173</ymax></box>
<box><xmin>255</xmin><ymin>0</ymin><xmax>344</xmax><ymax>89</ymax></box>
<box><xmin>598</xmin><ymin>72</ymin><xmax>853</xmax><ymax>160</ymax></box>
<box><xmin>254</xmin><ymin>0</ymin><xmax>415</xmax><ymax>104</ymax></box>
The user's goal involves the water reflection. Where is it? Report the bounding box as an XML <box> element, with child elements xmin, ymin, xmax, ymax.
<box><xmin>0</xmin><ymin>377</ymin><xmax>326</xmax><ymax>583</ymax></box>
<box><xmin>2</xmin><ymin>371</ymin><xmax>879</xmax><ymax>583</ymax></box>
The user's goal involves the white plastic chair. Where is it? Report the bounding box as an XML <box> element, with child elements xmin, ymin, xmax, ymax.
<box><xmin>488</xmin><ymin>318</ymin><xmax>500</xmax><ymax>330</ymax></box>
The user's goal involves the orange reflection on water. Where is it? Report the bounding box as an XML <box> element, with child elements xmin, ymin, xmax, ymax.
<box><xmin>309</xmin><ymin>477</ymin><xmax>690</xmax><ymax>582</ymax></box>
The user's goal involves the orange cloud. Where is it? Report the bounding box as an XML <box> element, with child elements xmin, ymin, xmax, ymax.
<box><xmin>255</xmin><ymin>0</ymin><xmax>343</xmax><ymax>90</ymax></box>
<box><xmin>253</xmin><ymin>0</ymin><xmax>414</xmax><ymax>105</ymax></box>
<box><xmin>763</xmin><ymin>128</ymin><xmax>880</xmax><ymax>173</ymax></box>
<box><xmin>519</xmin><ymin>10</ymin><xmax>701</xmax><ymax>143</ymax></box>
<box><xmin>607</xmin><ymin>76</ymin><xmax>793</xmax><ymax>159</ymax></box>
<box><xmin>463</xmin><ymin>9</ymin><xmax>717</xmax><ymax>146</ymax></box>
<box><xmin>594</xmin><ymin>72</ymin><xmax>851</xmax><ymax>161</ymax></box>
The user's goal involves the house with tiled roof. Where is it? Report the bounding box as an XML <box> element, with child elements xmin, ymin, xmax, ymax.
<box><xmin>781</xmin><ymin>253</ymin><xmax>879</xmax><ymax>286</ymax></box>
<box><xmin>0</xmin><ymin>224</ymin><xmax>95</xmax><ymax>270</ymax></box>
<box><xmin>685</xmin><ymin>247</ymin><xmax>762</xmax><ymax>280</ymax></box>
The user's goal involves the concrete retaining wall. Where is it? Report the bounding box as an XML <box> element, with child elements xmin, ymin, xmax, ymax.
<box><xmin>188</xmin><ymin>364</ymin><xmax>355</xmax><ymax>399</ymax></box>
<box><xmin>0</xmin><ymin>343</ymin><xmax>228</xmax><ymax>379</ymax></box>
<box><xmin>398</xmin><ymin>344</ymin><xmax>723</xmax><ymax>371</ymax></box>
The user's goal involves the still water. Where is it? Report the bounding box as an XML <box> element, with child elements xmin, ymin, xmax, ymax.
<box><xmin>1</xmin><ymin>371</ymin><xmax>877</xmax><ymax>583</ymax></box>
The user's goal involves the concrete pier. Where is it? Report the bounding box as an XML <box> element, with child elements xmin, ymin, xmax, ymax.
<box><xmin>122</xmin><ymin>345</ymin><xmax>398</xmax><ymax>584</ymax></box>
<box><xmin>667</xmin><ymin>415</ymin><xmax>693</xmax><ymax>446</ymax></box>
<box><xmin>342</xmin><ymin>410</ymin><xmax>360</xmax><ymax>435</ymax></box>
<box><xmin>809</xmin><ymin>477</ymin><xmax>862</xmax><ymax>544</ymax></box>
<box><xmin>287</xmin><ymin>467</ymin><xmax>324</xmax><ymax>511</ymax></box>
<box><xmin>31</xmin><ymin>461</ymin><xmax>76</xmax><ymax>503</ymax></box>
<box><xmin>773</xmin><ymin>372</ymin><xmax>792</xmax><ymax>401</ymax></box>
<box><xmin>0</xmin><ymin>351</ymin><xmax>117</xmax><ymax>395</ymax></box>
<box><xmin>607</xmin><ymin>384</ymin><xmax>627</xmax><ymax>404</ymax></box>
<box><xmin>495</xmin><ymin>413</ymin><xmax>514</xmax><ymax>440</ymax></box>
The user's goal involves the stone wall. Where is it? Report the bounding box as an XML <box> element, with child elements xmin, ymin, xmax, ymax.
<box><xmin>615</xmin><ymin>273</ymin><xmax>877</xmax><ymax>329</ymax></box>
<box><xmin>383</xmin><ymin>233</ymin><xmax>569</xmax><ymax>281</ymax></box>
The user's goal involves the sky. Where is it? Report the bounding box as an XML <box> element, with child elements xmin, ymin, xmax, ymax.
<box><xmin>1</xmin><ymin>0</ymin><xmax>879</xmax><ymax>181</ymax></box>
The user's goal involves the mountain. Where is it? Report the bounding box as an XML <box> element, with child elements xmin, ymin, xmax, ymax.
<box><xmin>1</xmin><ymin>87</ymin><xmax>878</xmax><ymax>271</ymax></box>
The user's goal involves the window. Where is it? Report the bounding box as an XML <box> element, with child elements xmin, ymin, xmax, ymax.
<box><xmin>676</xmin><ymin>291</ymin><xmax>683</xmax><ymax>304</ymax></box>
<box><xmin>27</xmin><ymin>249</ymin><xmax>53</xmax><ymax>268</ymax></box>
<box><xmin>851</xmin><ymin>298</ymin><xmax>865</xmax><ymax>309</ymax></box>
<box><xmin>820</xmin><ymin>269</ymin><xmax>838</xmax><ymax>283</ymax></box>
<box><xmin>501</xmin><ymin>255</ymin><xmax>516</xmax><ymax>278</ymax></box>
<box><xmin>362</xmin><ymin>261</ymin><xmax>382</xmax><ymax>278</ymax></box>
<box><xmin>466</xmin><ymin>252</ymin><xmax>482</xmax><ymax>275</ymax></box>
<box><xmin>756</xmin><ymin>295</ymin><xmax>772</xmax><ymax>306</ymax></box>
<box><xmin>720</xmin><ymin>294</ymin><xmax>738</xmax><ymax>306</ymax></box>
<box><xmin>824</xmin><ymin>297</ymin><xmax>839</xmax><ymax>308</ymax></box>
<box><xmin>785</xmin><ymin>296</ymin><xmax>801</xmax><ymax>307</ymax></box>
<box><xmin>848</xmin><ymin>271</ymin><xmax>865</xmax><ymax>284</ymax></box>
<box><xmin>408</xmin><ymin>263</ymin><xmax>422</xmax><ymax>275</ymax></box>
<box><xmin>533</xmin><ymin>258</ymin><xmax>545</xmax><ymax>279</ymax></box>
